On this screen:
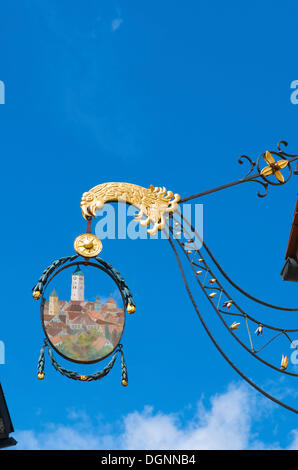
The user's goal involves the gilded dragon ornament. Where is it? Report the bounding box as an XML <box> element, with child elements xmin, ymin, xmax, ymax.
<box><xmin>80</xmin><ymin>182</ymin><xmax>181</xmax><ymax>235</ymax></box>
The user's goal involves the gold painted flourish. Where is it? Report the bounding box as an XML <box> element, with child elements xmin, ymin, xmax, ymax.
<box><xmin>260</xmin><ymin>151</ymin><xmax>288</xmax><ymax>183</ymax></box>
<box><xmin>81</xmin><ymin>182</ymin><xmax>181</xmax><ymax>235</ymax></box>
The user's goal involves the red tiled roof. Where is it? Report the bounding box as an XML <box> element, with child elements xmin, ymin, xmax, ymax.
<box><xmin>44</xmin><ymin>315</ymin><xmax>54</xmax><ymax>322</ymax></box>
<box><xmin>67</xmin><ymin>312</ymin><xmax>81</xmax><ymax>321</ymax></box>
<box><xmin>47</xmin><ymin>327</ymin><xmax>65</xmax><ymax>337</ymax></box>
<box><xmin>49</xmin><ymin>322</ymin><xmax>65</xmax><ymax>330</ymax></box>
<box><xmin>65</xmin><ymin>303</ymin><xmax>83</xmax><ymax>312</ymax></box>
<box><xmin>96</xmin><ymin>318</ymin><xmax>117</xmax><ymax>326</ymax></box>
<box><xmin>68</xmin><ymin>313</ymin><xmax>98</xmax><ymax>326</ymax></box>
<box><xmin>86</xmin><ymin>310</ymin><xmax>101</xmax><ymax>321</ymax></box>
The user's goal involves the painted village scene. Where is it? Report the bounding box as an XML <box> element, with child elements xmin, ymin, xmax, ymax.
<box><xmin>42</xmin><ymin>266</ymin><xmax>125</xmax><ymax>362</ymax></box>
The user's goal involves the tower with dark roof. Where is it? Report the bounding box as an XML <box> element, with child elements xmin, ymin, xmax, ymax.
<box><xmin>49</xmin><ymin>289</ymin><xmax>59</xmax><ymax>316</ymax></box>
<box><xmin>71</xmin><ymin>266</ymin><xmax>85</xmax><ymax>301</ymax></box>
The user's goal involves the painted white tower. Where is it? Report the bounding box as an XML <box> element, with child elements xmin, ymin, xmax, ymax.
<box><xmin>71</xmin><ymin>266</ymin><xmax>84</xmax><ymax>301</ymax></box>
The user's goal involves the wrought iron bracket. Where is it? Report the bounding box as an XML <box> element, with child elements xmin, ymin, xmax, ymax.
<box><xmin>180</xmin><ymin>141</ymin><xmax>298</xmax><ymax>202</ymax></box>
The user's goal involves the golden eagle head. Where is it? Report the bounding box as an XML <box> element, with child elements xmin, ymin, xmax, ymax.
<box><xmin>80</xmin><ymin>191</ymin><xmax>104</xmax><ymax>219</ymax></box>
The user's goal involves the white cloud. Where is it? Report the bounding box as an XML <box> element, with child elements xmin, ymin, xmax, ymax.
<box><xmin>119</xmin><ymin>385</ymin><xmax>253</xmax><ymax>450</ymax></box>
<box><xmin>12</xmin><ymin>382</ymin><xmax>297</xmax><ymax>450</ymax></box>
<box><xmin>287</xmin><ymin>430</ymin><xmax>298</xmax><ymax>450</ymax></box>
<box><xmin>111</xmin><ymin>18</ymin><xmax>123</xmax><ymax>32</ymax></box>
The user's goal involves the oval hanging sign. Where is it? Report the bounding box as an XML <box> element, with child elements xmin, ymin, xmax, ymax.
<box><xmin>32</xmin><ymin>246</ymin><xmax>135</xmax><ymax>384</ymax></box>
<box><xmin>41</xmin><ymin>263</ymin><xmax>126</xmax><ymax>364</ymax></box>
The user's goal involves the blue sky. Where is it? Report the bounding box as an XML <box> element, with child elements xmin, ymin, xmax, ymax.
<box><xmin>1</xmin><ymin>0</ymin><xmax>298</xmax><ymax>449</ymax></box>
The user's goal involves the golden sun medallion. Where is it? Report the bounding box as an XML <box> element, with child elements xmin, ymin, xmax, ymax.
<box><xmin>74</xmin><ymin>233</ymin><xmax>103</xmax><ymax>258</ymax></box>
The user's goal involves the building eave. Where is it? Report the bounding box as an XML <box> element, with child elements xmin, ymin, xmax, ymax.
<box><xmin>285</xmin><ymin>194</ymin><xmax>298</xmax><ymax>259</ymax></box>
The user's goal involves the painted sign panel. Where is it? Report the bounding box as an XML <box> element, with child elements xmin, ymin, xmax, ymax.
<box><xmin>42</xmin><ymin>266</ymin><xmax>125</xmax><ymax>363</ymax></box>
